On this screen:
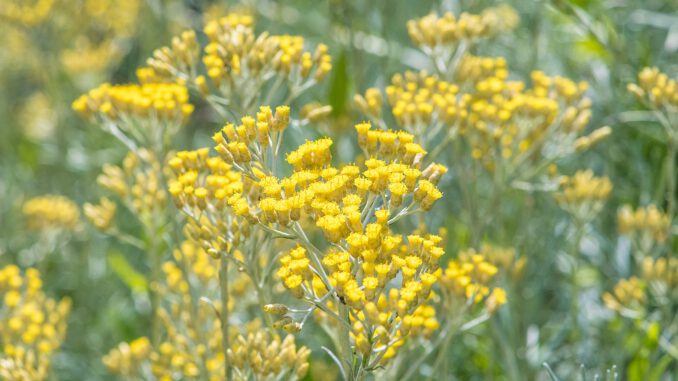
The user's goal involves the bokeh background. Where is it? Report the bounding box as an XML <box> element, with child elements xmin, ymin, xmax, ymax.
<box><xmin>1</xmin><ymin>0</ymin><xmax>677</xmax><ymax>379</ymax></box>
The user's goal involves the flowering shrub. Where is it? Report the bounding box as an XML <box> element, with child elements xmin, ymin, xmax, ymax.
<box><xmin>2</xmin><ymin>1</ymin><xmax>678</xmax><ymax>380</ymax></box>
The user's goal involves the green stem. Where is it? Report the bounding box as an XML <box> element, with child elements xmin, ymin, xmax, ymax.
<box><xmin>666</xmin><ymin>134</ymin><xmax>676</xmax><ymax>247</ymax></box>
<box><xmin>337</xmin><ymin>302</ymin><xmax>355</xmax><ymax>381</ymax></box>
<box><xmin>401</xmin><ymin>315</ymin><xmax>455</xmax><ymax>381</ymax></box>
<box><xmin>426</xmin><ymin>322</ymin><xmax>455</xmax><ymax>381</ymax></box>
<box><xmin>147</xmin><ymin>221</ymin><xmax>163</xmax><ymax>346</ymax></box>
<box><xmin>490</xmin><ymin>316</ymin><xmax>521</xmax><ymax>381</ymax></box>
<box><xmin>219</xmin><ymin>254</ymin><xmax>233</xmax><ymax>381</ymax></box>
<box><xmin>569</xmin><ymin>220</ymin><xmax>586</xmax><ymax>344</ymax></box>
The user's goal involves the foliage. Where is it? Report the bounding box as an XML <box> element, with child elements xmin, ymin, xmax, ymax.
<box><xmin>1</xmin><ymin>0</ymin><xmax>678</xmax><ymax>380</ymax></box>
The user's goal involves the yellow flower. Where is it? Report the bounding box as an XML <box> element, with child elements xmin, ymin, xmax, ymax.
<box><xmin>618</xmin><ymin>204</ymin><xmax>671</xmax><ymax>244</ymax></box>
<box><xmin>0</xmin><ymin>266</ymin><xmax>71</xmax><ymax>381</ymax></box>
<box><xmin>22</xmin><ymin>195</ymin><xmax>79</xmax><ymax>232</ymax></box>
<box><xmin>555</xmin><ymin>170</ymin><xmax>612</xmax><ymax>221</ymax></box>
<box><xmin>83</xmin><ymin>197</ymin><xmax>117</xmax><ymax>231</ymax></box>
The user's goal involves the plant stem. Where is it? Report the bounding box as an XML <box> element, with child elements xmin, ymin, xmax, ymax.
<box><xmin>219</xmin><ymin>254</ymin><xmax>233</xmax><ymax>381</ymax></box>
<box><xmin>146</xmin><ymin>220</ymin><xmax>163</xmax><ymax>346</ymax></box>
<box><xmin>337</xmin><ymin>302</ymin><xmax>354</xmax><ymax>381</ymax></box>
<box><xmin>490</xmin><ymin>316</ymin><xmax>521</xmax><ymax>381</ymax></box>
<box><xmin>569</xmin><ymin>220</ymin><xmax>586</xmax><ymax>345</ymax></box>
<box><xmin>666</xmin><ymin>134</ymin><xmax>676</xmax><ymax>245</ymax></box>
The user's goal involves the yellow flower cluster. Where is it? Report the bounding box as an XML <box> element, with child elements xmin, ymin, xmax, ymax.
<box><xmin>18</xmin><ymin>92</ymin><xmax>56</xmax><ymax>141</ymax></box>
<box><xmin>141</xmin><ymin>14</ymin><xmax>331</xmax><ymax>110</ymax></box>
<box><xmin>407</xmin><ymin>5</ymin><xmax>519</xmax><ymax>51</ymax></box>
<box><xmin>170</xmin><ymin>111</ymin><xmax>445</xmax><ymax>229</ymax></box>
<box><xmin>104</xmin><ymin>240</ymin><xmax>223</xmax><ymax>379</ymax></box>
<box><xmin>22</xmin><ymin>195</ymin><xmax>80</xmax><ymax>232</ymax></box>
<box><xmin>628</xmin><ymin>67</ymin><xmax>678</xmax><ymax>112</ymax></box>
<box><xmin>103</xmin><ymin>239</ymin><xmax>308</xmax><ymax>380</ymax></box>
<box><xmin>440</xmin><ymin>248</ymin><xmax>507</xmax><ymax>312</ymax></box>
<box><xmin>149</xmin><ymin>264</ymin><xmax>223</xmax><ymax>379</ymax></box>
<box><xmin>618</xmin><ymin>204</ymin><xmax>671</xmax><ymax>243</ymax></box>
<box><xmin>171</xmin><ymin>239</ymin><xmax>220</xmax><ymax>285</ymax></box>
<box><xmin>61</xmin><ymin>40</ymin><xmax>123</xmax><ymax>77</ymax></box>
<box><xmin>480</xmin><ymin>244</ymin><xmax>526</xmax><ymax>281</ymax></box>
<box><xmin>0</xmin><ymin>266</ymin><xmax>71</xmax><ymax>381</ymax></box>
<box><xmin>59</xmin><ymin>0</ymin><xmax>141</xmax><ymax>76</ymax></box>
<box><xmin>279</xmin><ymin>228</ymin><xmax>444</xmax><ymax>362</ymax></box>
<box><xmin>642</xmin><ymin>256</ymin><xmax>678</xmax><ymax>290</ymax></box>
<box><xmin>357</xmin><ymin>67</ymin><xmax>608</xmax><ymax>179</ymax></box>
<box><xmin>406</xmin><ymin>304</ymin><xmax>439</xmax><ymax>339</ymax></box>
<box><xmin>96</xmin><ymin>150</ymin><xmax>167</xmax><ymax>220</ymax></box>
<box><xmin>83</xmin><ymin>197</ymin><xmax>117</xmax><ymax>232</ymax></box>
<box><xmin>101</xmin><ymin>337</ymin><xmax>151</xmax><ymax>377</ymax></box>
<box><xmin>458</xmin><ymin>71</ymin><xmax>595</xmax><ymax>167</ymax></box>
<box><xmin>454</xmin><ymin>55</ymin><xmax>509</xmax><ymax>87</ymax></box>
<box><xmin>0</xmin><ymin>0</ymin><xmax>54</xmax><ymax>27</ymax></box>
<box><xmin>168</xmin><ymin>105</ymin><xmax>447</xmax><ymax>369</ymax></box>
<box><xmin>555</xmin><ymin>170</ymin><xmax>612</xmax><ymax>220</ymax></box>
<box><xmin>605</xmin><ymin>256</ymin><xmax>678</xmax><ymax>319</ymax></box>
<box><xmin>201</xmin><ymin>20</ymin><xmax>332</xmax><ymax>89</ymax></box>
<box><xmin>211</xmin><ymin>105</ymin><xmax>291</xmax><ymax>168</ymax></box>
<box><xmin>278</xmin><ymin>246</ymin><xmax>312</xmax><ymax>299</ymax></box>
<box><xmin>228</xmin><ymin>331</ymin><xmax>310</xmax><ymax>380</ymax></box>
<box><xmin>356</xmin><ymin>71</ymin><xmax>461</xmax><ymax>131</ymax></box>
<box><xmin>602</xmin><ymin>277</ymin><xmax>645</xmax><ymax>313</ymax></box>
<box><xmin>168</xmin><ymin>148</ymin><xmax>254</xmax><ymax>261</ymax></box>
<box><xmin>72</xmin><ymin>82</ymin><xmax>193</xmax><ymax>125</ymax></box>
<box><xmin>142</xmin><ymin>30</ymin><xmax>201</xmax><ymax>83</ymax></box>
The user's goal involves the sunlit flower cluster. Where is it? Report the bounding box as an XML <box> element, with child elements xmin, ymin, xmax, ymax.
<box><xmin>605</xmin><ymin>256</ymin><xmax>678</xmax><ymax>321</ymax></box>
<box><xmin>72</xmin><ymin>83</ymin><xmax>193</xmax><ymax>147</ymax></box>
<box><xmin>0</xmin><ymin>266</ymin><xmax>71</xmax><ymax>381</ymax></box>
<box><xmin>479</xmin><ymin>244</ymin><xmax>526</xmax><ymax>281</ymax></box>
<box><xmin>104</xmin><ymin>240</ymin><xmax>223</xmax><ymax>379</ymax></box>
<box><xmin>602</xmin><ymin>277</ymin><xmax>645</xmax><ymax>315</ymax></box>
<box><xmin>167</xmin><ymin>104</ymin><xmax>447</xmax><ymax>374</ymax></box>
<box><xmin>0</xmin><ymin>0</ymin><xmax>54</xmax><ymax>27</ymax></box>
<box><xmin>228</xmin><ymin>330</ymin><xmax>310</xmax><ymax>380</ymax></box>
<box><xmin>628</xmin><ymin>67</ymin><xmax>678</xmax><ymax>113</ymax></box>
<box><xmin>642</xmin><ymin>256</ymin><xmax>678</xmax><ymax>289</ymax></box>
<box><xmin>103</xmin><ymin>238</ymin><xmax>308</xmax><ymax>380</ymax></box>
<box><xmin>96</xmin><ymin>150</ymin><xmax>168</xmax><ymax>221</ymax></box>
<box><xmin>355</xmin><ymin>71</ymin><xmax>461</xmax><ymax>136</ymax></box>
<box><xmin>454</xmin><ymin>55</ymin><xmax>509</xmax><ymax>87</ymax></box>
<box><xmin>83</xmin><ymin>197</ymin><xmax>117</xmax><ymax>232</ymax></box>
<box><xmin>101</xmin><ymin>337</ymin><xmax>151</xmax><ymax>378</ymax></box>
<box><xmin>59</xmin><ymin>0</ymin><xmax>141</xmax><ymax>76</ymax></box>
<box><xmin>72</xmin><ymin>80</ymin><xmax>194</xmax><ymax>174</ymax></box>
<box><xmin>18</xmin><ymin>92</ymin><xmax>56</xmax><ymax>140</ymax></box>
<box><xmin>140</xmin><ymin>14</ymin><xmax>331</xmax><ymax>115</ymax></box>
<box><xmin>440</xmin><ymin>248</ymin><xmax>507</xmax><ymax>313</ymax></box>
<box><xmin>22</xmin><ymin>195</ymin><xmax>80</xmax><ymax>232</ymax></box>
<box><xmin>555</xmin><ymin>170</ymin><xmax>613</xmax><ymax>222</ymax></box>
<box><xmin>617</xmin><ymin>205</ymin><xmax>671</xmax><ymax>243</ymax></box>
<box><xmin>407</xmin><ymin>6</ymin><xmax>519</xmax><ymax>54</ymax></box>
<box><xmin>357</xmin><ymin>67</ymin><xmax>610</xmax><ymax>185</ymax></box>
<box><xmin>279</xmin><ymin>227</ymin><xmax>444</xmax><ymax>363</ymax></box>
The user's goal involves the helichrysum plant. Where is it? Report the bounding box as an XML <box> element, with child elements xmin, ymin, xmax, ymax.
<box><xmin>602</xmin><ymin>67</ymin><xmax>678</xmax><ymax>367</ymax></box>
<box><xmin>168</xmin><ymin>106</ymin><xmax>448</xmax><ymax>379</ymax></box>
<box><xmin>9</xmin><ymin>2</ymin><xmax>675</xmax><ymax>380</ymax></box>
<box><xmin>102</xmin><ymin>238</ymin><xmax>311</xmax><ymax>381</ymax></box>
<box><xmin>355</xmin><ymin>5</ymin><xmax>615</xmax><ymax>378</ymax></box>
<box><xmin>0</xmin><ymin>265</ymin><xmax>71</xmax><ymax>381</ymax></box>
<box><xmin>627</xmin><ymin>67</ymin><xmax>677</xmax><ymax>235</ymax></box>
<box><xmin>22</xmin><ymin>195</ymin><xmax>80</xmax><ymax>233</ymax></box>
<box><xmin>72</xmin><ymin>11</ymin><xmax>343</xmax><ymax>381</ymax></box>
<box><xmin>355</xmin><ymin>7</ymin><xmax>611</xmax><ymax>248</ymax></box>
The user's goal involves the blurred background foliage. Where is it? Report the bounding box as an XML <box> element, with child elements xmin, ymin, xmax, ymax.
<box><xmin>1</xmin><ymin>0</ymin><xmax>677</xmax><ymax>379</ymax></box>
